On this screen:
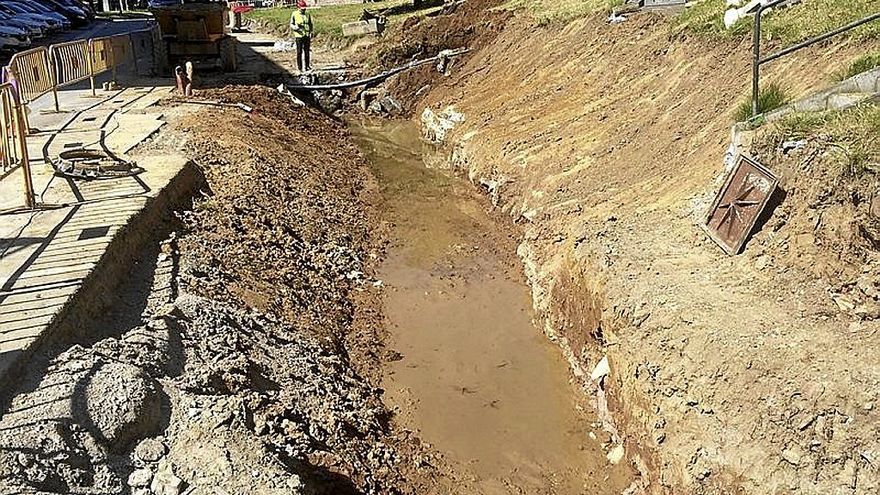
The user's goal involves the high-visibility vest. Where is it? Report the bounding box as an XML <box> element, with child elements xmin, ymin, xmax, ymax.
<box><xmin>291</xmin><ymin>10</ymin><xmax>313</xmax><ymax>38</ymax></box>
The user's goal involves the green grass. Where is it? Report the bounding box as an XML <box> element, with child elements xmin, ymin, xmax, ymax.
<box><xmin>495</xmin><ymin>0</ymin><xmax>619</xmax><ymax>26</ymax></box>
<box><xmin>772</xmin><ymin>103</ymin><xmax>880</xmax><ymax>176</ymax></box>
<box><xmin>245</xmin><ymin>0</ymin><xmax>439</xmax><ymax>39</ymax></box>
<box><xmin>674</xmin><ymin>0</ymin><xmax>880</xmax><ymax>44</ymax></box>
<box><xmin>497</xmin><ymin>0</ymin><xmax>880</xmax><ymax>41</ymax></box>
<box><xmin>734</xmin><ymin>82</ymin><xmax>790</xmax><ymax>121</ymax></box>
<box><xmin>834</xmin><ymin>51</ymin><xmax>880</xmax><ymax>81</ymax></box>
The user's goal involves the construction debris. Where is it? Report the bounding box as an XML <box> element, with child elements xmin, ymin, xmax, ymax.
<box><xmin>0</xmin><ymin>87</ymin><xmax>433</xmax><ymax>494</ymax></box>
<box><xmin>342</xmin><ymin>18</ymin><xmax>384</xmax><ymax>37</ymax></box>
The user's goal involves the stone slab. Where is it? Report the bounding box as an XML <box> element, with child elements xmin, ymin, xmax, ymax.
<box><xmin>342</xmin><ymin>19</ymin><xmax>380</xmax><ymax>37</ymax></box>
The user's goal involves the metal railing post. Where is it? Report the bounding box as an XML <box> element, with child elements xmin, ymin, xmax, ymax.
<box><xmin>49</xmin><ymin>51</ymin><xmax>60</xmax><ymax>113</ymax></box>
<box><xmin>88</xmin><ymin>39</ymin><xmax>97</xmax><ymax>96</ymax></box>
<box><xmin>10</xmin><ymin>87</ymin><xmax>34</xmax><ymax>208</ymax></box>
<box><xmin>7</xmin><ymin>67</ymin><xmax>31</xmax><ymax>135</ymax></box>
<box><xmin>751</xmin><ymin>3</ymin><xmax>763</xmax><ymax>118</ymax></box>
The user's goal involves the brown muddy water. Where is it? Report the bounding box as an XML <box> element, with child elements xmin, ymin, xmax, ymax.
<box><xmin>352</xmin><ymin>120</ymin><xmax>635</xmax><ymax>494</ymax></box>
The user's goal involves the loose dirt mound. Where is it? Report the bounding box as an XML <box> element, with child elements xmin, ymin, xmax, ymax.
<box><xmin>354</xmin><ymin>0</ymin><xmax>511</xmax><ymax>114</ymax></box>
<box><xmin>0</xmin><ymin>86</ymin><xmax>437</xmax><ymax>494</ymax></box>
<box><xmin>176</xmin><ymin>86</ymin><xmax>377</xmax><ymax>344</ymax></box>
<box><xmin>750</xmin><ymin>109</ymin><xmax>880</xmax><ymax>293</ymax></box>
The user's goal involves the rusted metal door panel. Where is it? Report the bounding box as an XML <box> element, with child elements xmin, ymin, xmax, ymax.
<box><xmin>705</xmin><ymin>154</ymin><xmax>779</xmax><ymax>255</ymax></box>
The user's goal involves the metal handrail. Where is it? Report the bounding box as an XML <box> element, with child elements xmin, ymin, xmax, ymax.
<box><xmin>751</xmin><ymin>1</ymin><xmax>880</xmax><ymax>117</ymax></box>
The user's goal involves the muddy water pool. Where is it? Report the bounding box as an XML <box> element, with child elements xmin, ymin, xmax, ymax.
<box><xmin>351</xmin><ymin>120</ymin><xmax>634</xmax><ymax>494</ymax></box>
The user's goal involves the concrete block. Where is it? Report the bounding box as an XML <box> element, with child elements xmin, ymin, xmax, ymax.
<box><xmin>828</xmin><ymin>93</ymin><xmax>870</xmax><ymax>109</ymax></box>
<box><xmin>342</xmin><ymin>19</ymin><xmax>380</xmax><ymax>37</ymax></box>
<box><xmin>643</xmin><ymin>0</ymin><xmax>685</xmax><ymax>5</ymax></box>
<box><xmin>851</xmin><ymin>67</ymin><xmax>880</xmax><ymax>93</ymax></box>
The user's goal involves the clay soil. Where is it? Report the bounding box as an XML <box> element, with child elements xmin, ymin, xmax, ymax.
<box><xmin>374</xmin><ymin>7</ymin><xmax>880</xmax><ymax>495</ymax></box>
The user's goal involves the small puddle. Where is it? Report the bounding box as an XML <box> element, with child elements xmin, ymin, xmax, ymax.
<box><xmin>352</xmin><ymin>120</ymin><xmax>634</xmax><ymax>494</ymax></box>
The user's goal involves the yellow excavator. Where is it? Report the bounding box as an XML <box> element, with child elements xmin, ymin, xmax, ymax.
<box><xmin>150</xmin><ymin>0</ymin><xmax>238</xmax><ymax>72</ymax></box>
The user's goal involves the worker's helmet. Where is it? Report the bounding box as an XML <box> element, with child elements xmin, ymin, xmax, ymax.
<box><xmin>297</xmin><ymin>0</ymin><xmax>307</xmax><ymax>7</ymax></box>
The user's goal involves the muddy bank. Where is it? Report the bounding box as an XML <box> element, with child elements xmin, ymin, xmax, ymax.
<box><xmin>392</xmin><ymin>10</ymin><xmax>880</xmax><ymax>495</ymax></box>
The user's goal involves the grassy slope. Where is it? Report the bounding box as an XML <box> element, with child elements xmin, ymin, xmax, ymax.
<box><xmin>246</xmin><ymin>0</ymin><xmax>440</xmax><ymax>38</ymax></box>
<box><xmin>772</xmin><ymin>102</ymin><xmax>880</xmax><ymax>175</ymax></box>
<box><xmin>674</xmin><ymin>0</ymin><xmax>880</xmax><ymax>44</ymax></box>
<box><xmin>498</xmin><ymin>0</ymin><xmax>879</xmax><ymax>120</ymax></box>
<box><xmin>498</xmin><ymin>0</ymin><xmax>879</xmax><ymax>45</ymax></box>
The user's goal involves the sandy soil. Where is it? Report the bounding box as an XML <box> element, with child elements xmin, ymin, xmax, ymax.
<box><xmin>371</xmin><ymin>7</ymin><xmax>880</xmax><ymax>494</ymax></box>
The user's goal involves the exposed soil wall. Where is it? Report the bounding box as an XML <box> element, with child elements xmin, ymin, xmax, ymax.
<box><xmin>398</xmin><ymin>10</ymin><xmax>880</xmax><ymax>494</ymax></box>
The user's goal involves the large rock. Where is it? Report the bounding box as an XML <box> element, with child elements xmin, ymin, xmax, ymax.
<box><xmin>151</xmin><ymin>460</ymin><xmax>184</xmax><ymax>495</ymax></box>
<box><xmin>134</xmin><ymin>437</ymin><xmax>167</xmax><ymax>463</ymax></box>
<box><xmin>84</xmin><ymin>362</ymin><xmax>162</xmax><ymax>451</ymax></box>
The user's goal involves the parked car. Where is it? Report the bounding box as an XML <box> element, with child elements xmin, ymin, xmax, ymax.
<box><xmin>0</xmin><ymin>12</ymin><xmax>45</xmax><ymax>39</ymax></box>
<box><xmin>8</xmin><ymin>1</ymin><xmax>73</xmax><ymax>29</ymax></box>
<box><xmin>0</xmin><ymin>25</ymin><xmax>31</xmax><ymax>52</ymax></box>
<box><xmin>0</xmin><ymin>4</ymin><xmax>63</xmax><ymax>33</ymax></box>
<box><xmin>32</xmin><ymin>0</ymin><xmax>91</xmax><ymax>27</ymax></box>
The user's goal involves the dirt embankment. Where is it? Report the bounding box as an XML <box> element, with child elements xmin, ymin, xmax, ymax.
<box><xmin>349</xmin><ymin>0</ymin><xmax>511</xmax><ymax>114</ymax></box>
<box><xmin>0</xmin><ymin>86</ymin><xmax>440</xmax><ymax>495</ymax></box>
<box><xmin>379</xmin><ymin>8</ymin><xmax>880</xmax><ymax>494</ymax></box>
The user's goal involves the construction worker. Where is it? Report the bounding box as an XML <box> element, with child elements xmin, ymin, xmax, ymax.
<box><xmin>289</xmin><ymin>0</ymin><xmax>313</xmax><ymax>72</ymax></box>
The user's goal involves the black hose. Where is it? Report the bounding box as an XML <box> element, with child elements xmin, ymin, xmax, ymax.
<box><xmin>288</xmin><ymin>48</ymin><xmax>470</xmax><ymax>91</ymax></box>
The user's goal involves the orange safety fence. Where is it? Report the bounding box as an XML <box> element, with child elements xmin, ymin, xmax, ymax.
<box><xmin>110</xmin><ymin>34</ymin><xmax>134</xmax><ymax>68</ymax></box>
<box><xmin>49</xmin><ymin>39</ymin><xmax>92</xmax><ymax>89</ymax></box>
<box><xmin>7</xmin><ymin>47</ymin><xmax>57</xmax><ymax>108</ymax></box>
<box><xmin>0</xmin><ymin>82</ymin><xmax>34</xmax><ymax>209</ymax></box>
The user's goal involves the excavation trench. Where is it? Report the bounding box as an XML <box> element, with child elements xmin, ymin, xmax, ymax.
<box><xmin>351</xmin><ymin>119</ymin><xmax>636</xmax><ymax>493</ymax></box>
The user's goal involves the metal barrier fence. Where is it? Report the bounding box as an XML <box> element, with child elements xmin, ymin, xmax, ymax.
<box><xmin>110</xmin><ymin>34</ymin><xmax>135</xmax><ymax>81</ymax></box>
<box><xmin>0</xmin><ymin>82</ymin><xmax>34</xmax><ymax>209</ymax></box>
<box><xmin>110</xmin><ymin>34</ymin><xmax>134</xmax><ymax>68</ymax></box>
<box><xmin>49</xmin><ymin>39</ymin><xmax>92</xmax><ymax>89</ymax></box>
<box><xmin>0</xmin><ymin>25</ymin><xmax>158</xmax><ymax>209</ymax></box>
<box><xmin>2</xmin><ymin>24</ymin><xmax>159</xmax><ymax>121</ymax></box>
<box><xmin>89</xmin><ymin>36</ymin><xmax>114</xmax><ymax>76</ymax></box>
<box><xmin>7</xmin><ymin>47</ymin><xmax>58</xmax><ymax>114</ymax></box>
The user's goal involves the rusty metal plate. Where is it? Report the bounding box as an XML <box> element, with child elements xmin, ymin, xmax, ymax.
<box><xmin>704</xmin><ymin>154</ymin><xmax>778</xmax><ymax>255</ymax></box>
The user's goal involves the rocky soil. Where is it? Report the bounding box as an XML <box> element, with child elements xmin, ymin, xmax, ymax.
<box><xmin>0</xmin><ymin>86</ymin><xmax>440</xmax><ymax>495</ymax></box>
